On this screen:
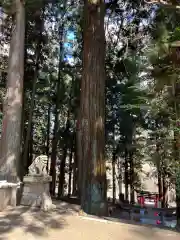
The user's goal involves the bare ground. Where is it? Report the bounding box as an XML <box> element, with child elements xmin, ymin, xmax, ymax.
<box><xmin>0</xmin><ymin>202</ymin><xmax>179</xmax><ymax>240</ymax></box>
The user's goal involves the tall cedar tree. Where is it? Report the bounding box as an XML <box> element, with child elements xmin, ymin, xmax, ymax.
<box><xmin>78</xmin><ymin>0</ymin><xmax>107</xmax><ymax>215</ymax></box>
<box><xmin>0</xmin><ymin>0</ymin><xmax>25</xmax><ymax>181</ymax></box>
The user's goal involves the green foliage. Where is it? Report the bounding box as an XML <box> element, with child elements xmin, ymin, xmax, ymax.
<box><xmin>1</xmin><ymin>0</ymin><xmax>180</xmax><ymax>214</ymax></box>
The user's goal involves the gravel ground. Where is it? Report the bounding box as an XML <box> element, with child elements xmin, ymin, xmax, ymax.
<box><xmin>0</xmin><ymin>203</ymin><xmax>179</xmax><ymax>240</ymax></box>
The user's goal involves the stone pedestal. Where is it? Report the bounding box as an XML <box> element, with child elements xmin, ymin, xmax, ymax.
<box><xmin>21</xmin><ymin>175</ymin><xmax>55</xmax><ymax>211</ymax></box>
<box><xmin>0</xmin><ymin>181</ymin><xmax>20</xmax><ymax>211</ymax></box>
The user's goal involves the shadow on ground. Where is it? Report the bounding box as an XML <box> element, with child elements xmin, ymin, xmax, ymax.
<box><xmin>0</xmin><ymin>200</ymin><xmax>80</xmax><ymax>239</ymax></box>
<box><xmin>54</xmin><ymin>197</ymin><xmax>180</xmax><ymax>236</ymax></box>
<box><xmin>128</xmin><ymin>225</ymin><xmax>180</xmax><ymax>240</ymax></box>
<box><xmin>104</xmin><ymin>214</ymin><xmax>180</xmax><ymax>235</ymax></box>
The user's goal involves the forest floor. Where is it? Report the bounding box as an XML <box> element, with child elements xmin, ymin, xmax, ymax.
<box><xmin>0</xmin><ymin>201</ymin><xmax>179</xmax><ymax>240</ymax></box>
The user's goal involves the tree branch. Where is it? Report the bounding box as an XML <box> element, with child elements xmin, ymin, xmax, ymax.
<box><xmin>105</xmin><ymin>0</ymin><xmax>119</xmax><ymax>10</ymax></box>
<box><xmin>145</xmin><ymin>0</ymin><xmax>180</xmax><ymax>9</ymax></box>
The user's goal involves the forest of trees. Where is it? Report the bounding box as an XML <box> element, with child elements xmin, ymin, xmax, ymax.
<box><xmin>1</xmin><ymin>0</ymin><xmax>180</xmax><ymax>227</ymax></box>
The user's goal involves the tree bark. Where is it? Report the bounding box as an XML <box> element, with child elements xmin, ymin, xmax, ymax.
<box><xmin>46</xmin><ymin>104</ymin><xmax>51</xmax><ymax>173</ymax></box>
<box><xmin>174</xmin><ymin>128</ymin><xmax>180</xmax><ymax>225</ymax></box>
<box><xmin>22</xmin><ymin>4</ymin><xmax>45</xmax><ymax>176</ymax></box>
<box><xmin>112</xmin><ymin>125</ymin><xmax>116</xmax><ymax>203</ymax></box>
<box><xmin>50</xmin><ymin>91</ymin><xmax>60</xmax><ymax>195</ymax></box>
<box><xmin>172</xmin><ymin>81</ymin><xmax>180</xmax><ymax>226</ymax></box>
<box><xmin>158</xmin><ymin>169</ymin><xmax>163</xmax><ymax>200</ymax></box>
<box><xmin>28</xmin><ymin>121</ymin><xmax>33</xmax><ymax>167</ymax></box>
<box><xmin>58</xmin><ymin>145</ymin><xmax>67</xmax><ymax>198</ymax></box>
<box><xmin>78</xmin><ymin>0</ymin><xmax>107</xmax><ymax>215</ymax></box>
<box><xmin>77</xmin><ymin>111</ymin><xmax>82</xmax><ymax>198</ymax></box>
<box><xmin>50</xmin><ymin>15</ymin><xmax>65</xmax><ymax>196</ymax></box>
<box><xmin>68</xmin><ymin>145</ymin><xmax>74</xmax><ymax>197</ymax></box>
<box><xmin>72</xmin><ymin>139</ymin><xmax>78</xmax><ymax>196</ymax></box>
<box><xmin>58</xmin><ymin>112</ymin><xmax>70</xmax><ymax>198</ymax></box>
<box><xmin>20</xmin><ymin>15</ymin><xmax>28</xmax><ymax>157</ymax></box>
<box><xmin>124</xmin><ymin>147</ymin><xmax>129</xmax><ymax>202</ymax></box>
<box><xmin>162</xmin><ymin>175</ymin><xmax>168</xmax><ymax>208</ymax></box>
<box><xmin>112</xmin><ymin>151</ymin><xmax>116</xmax><ymax>203</ymax></box>
<box><xmin>117</xmin><ymin>158</ymin><xmax>123</xmax><ymax>202</ymax></box>
<box><xmin>156</xmin><ymin>134</ymin><xmax>163</xmax><ymax>202</ymax></box>
<box><xmin>129</xmin><ymin>151</ymin><xmax>135</xmax><ymax>204</ymax></box>
<box><xmin>0</xmin><ymin>0</ymin><xmax>25</xmax><ymax>182</ymax></box>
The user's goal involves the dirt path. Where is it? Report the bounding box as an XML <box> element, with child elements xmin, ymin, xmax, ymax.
<box><xmin>0</xmin><ymin>204</ymin><xmax>179</xmax><ymax>240</ymax></box>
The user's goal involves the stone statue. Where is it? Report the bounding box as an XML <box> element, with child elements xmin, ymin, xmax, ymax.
<box><xmin>21</xmin><ymin>155</ymin><xmax>55</xmax><ymax>211</ymax></box>
<box><xmin>28</xmin><ymin>155</ymin><xmax>48</xmax><ymax>175</ymax></box>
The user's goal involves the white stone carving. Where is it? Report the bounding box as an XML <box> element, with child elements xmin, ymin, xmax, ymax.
<box><xmin>21</xmin><ymin>156</ymin><xmax>55</xmax><ymax>211</ymax></box>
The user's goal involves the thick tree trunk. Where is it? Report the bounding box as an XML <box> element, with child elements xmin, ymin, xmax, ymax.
<box><xmin>21</xmin><ymin>17</ymin><xmax>28</xmax><ymax>154</ymax></box>
<box><xmin>78</xmin><ymin>0</ymin><xmax>107</xmax><ymax>215</ymax></box>
<box><xmin>176</xmin><ymin>168</ymin><xmax>180</xmax><ymax>227</ymax></box>
<box><xmin>174</xmin><ymin>130</ymin><xmax>180</xmax><ymax>226</ymax></box>
<box><xmin>77</xmin><ymin>111</ymin><xmax>82</xmax><ymax>198</ymax></box>
<box><xmin>0</xmin><ymin>0</ymin><xmax>25</xmax><ymax>181</ymax></box>
<box><xmin>172</xmin><ymin>82</ymin><xmax>180</xmax><ymax>227</ymax></box>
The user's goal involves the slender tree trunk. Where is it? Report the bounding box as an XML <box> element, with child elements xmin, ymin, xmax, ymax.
<box><xmin>50</xmin><ymin>97</ymin><xmax>60</xmax><ymax>196</ymax></box>
<box><xmin>23</xmin><ymin>5</ymin><xmax>45</xmax><ymax>175</ymax></box>
<box><xmin>158</xmin><ymin>169</ymin><xmax>163</xmax><ymax>200</ymax></box>
<box><xmin>0</xmin><ymin>0</ymin><xmax>25</xmax><ymax>181</ymax></box>
<box><xmin>23</xmin><ymin>46</ymin><xmax>39</xmax><ymax>174</ymax></box>
<box><xmin>68</xmin><ymin>142</ymin><xmax>74</xmax><ymax>197</ymax></box>
<box><xmin>162</xmin><ymin>175</ymin><xmax>168</xmax><ymax>208</ymax></box>
<box><xmin>129</xmin><ymin>151</ymin><xmax>134</xmax><ymax>204</ymax></box>
<box><xmin>28</xmin><ymin>122</ymin><xmax>33</xmax><ymax>167</ymax></box>
<box><xmin>59</xmin><ymin>69</ymin><xmax>74</xmax><ymax>198</ymax></box>
<box><xmin>112</xmin><ymin>151</ymin><xmax>116</xmax><ymax>204</ymax></box>
<box><xmin>118</xmin><ymin>175</ymin><xmax>123</xmax><ymax>202</ymax></box>
<box><xmin>72</xmin><ymin>140</ymin><xmax>78</xmax><ymax>196</ymax></box>
<box><xmin>124</xmin><ymin>147</ymin><xmax>129</xmax><ymax>202</ymax></box>
<box><xmin>112</xmin><ymin>125</ymin><xmax>116</xmax><ymax>203</ymax></box>
<box><xmin>46</xmin><ymin>104</ymin><xmax>51</xmax><ymax>173</ymax></box>
<box><xmin>155</xmin><ymin>131</ymin><xmax>163</xmax><ymax>204</ymax></box>
<box><xmin>117</xmin><ymin>158</ymin><xmax>123</xmax><ymax>202</ymax></box>
<box><xmin>50</xmin><ymin>16</ymin><xmax>65</xmax><ymax>196</ymax></box>
<box><xmin>78</xmin><ymin>0</ymin><xmax>107</xmax><ymax>215</ymax></box>
<box><xmin>58</xmin><ymin>146</ymin><xmax>67</xmax><ymax>197</ymax></box>
<box><xmin>58</xmin><ymin>114</ymin><xmax>70</xmax><ymax>197</ymax></box>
